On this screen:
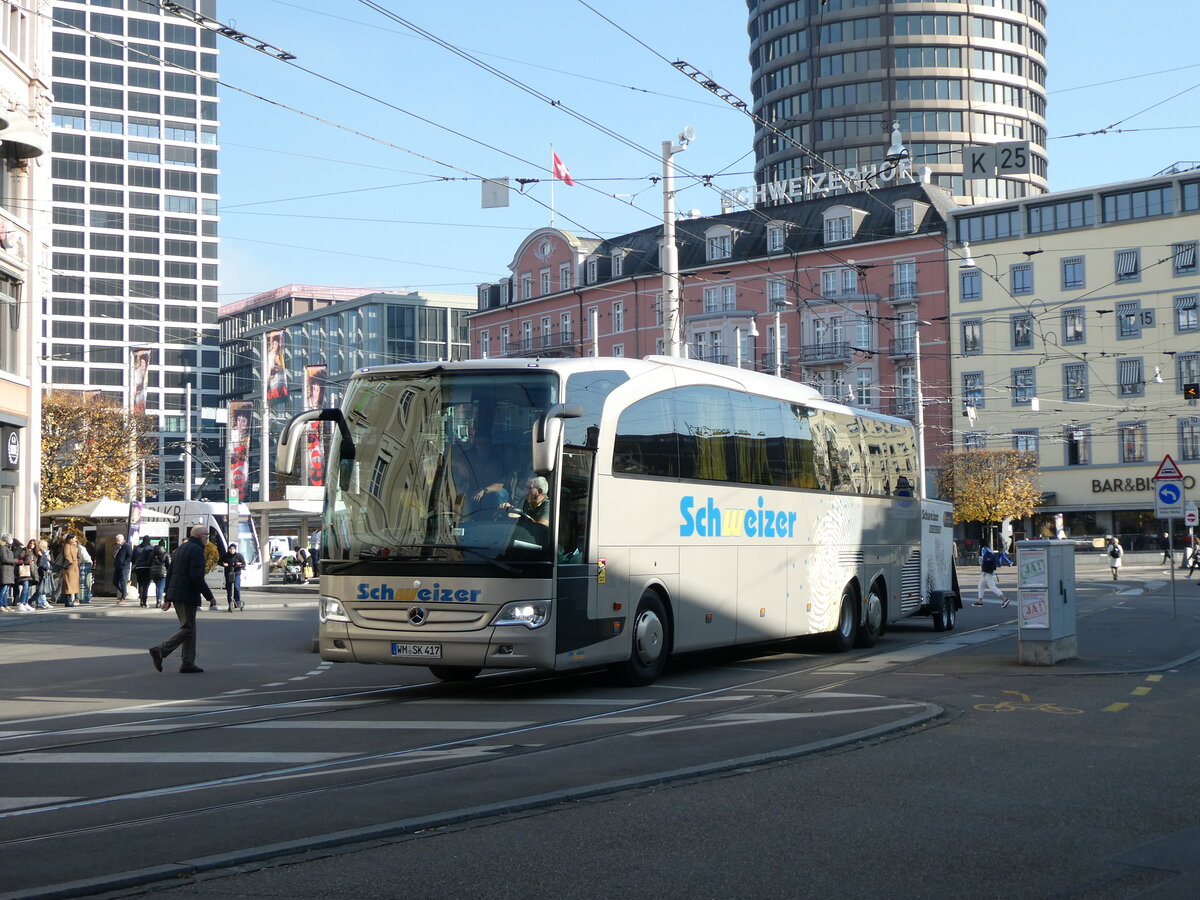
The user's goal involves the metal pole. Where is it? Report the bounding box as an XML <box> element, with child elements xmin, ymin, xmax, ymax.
<box><xmin>184</xmin><ymin>383</ymin><xmax>192</xmax><ymax>502</ymax></box>
<box><xmin>661</xmin><ymin>139</ymin><xmax>684</xmax><ymax>357</ymax></box>
<box><xmin>261</xmin><ymin>333</ymin><xmax>270</xmax><ymax>503</ymax></box>
<box><xmin>914</xmin><ymin>321</ymin><xmax>927</xmax><ymax>499</ymax></box>
<box><xmin>735</xmin><ymin>326</ymin><xmax>743</xmax><ymax>368</ymax></box>
<box><xmin>774</xmin><ymin>306</ymin><xmax>783</xmax><ymax>378</ymax></box>
<box><xmin>590</xmin><ymin>306</ymin><xmax>600</xmax><ymax>357</ymax></box>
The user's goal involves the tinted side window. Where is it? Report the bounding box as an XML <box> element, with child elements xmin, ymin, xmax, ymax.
<box><xmin>564</xmin><ymin>370</ymin><xmax>629</xmax><ymax>447</ymax></box>
<box><xmin>613</xmin><ymin>393</ymin><xmax>678</xmax><ymax>477</ymax></box>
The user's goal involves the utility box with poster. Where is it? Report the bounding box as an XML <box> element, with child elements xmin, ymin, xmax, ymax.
<box><xmin>1016</xmin><ymin>540</ymin><xmax>1077</xmax><ymax>665</ymax></box>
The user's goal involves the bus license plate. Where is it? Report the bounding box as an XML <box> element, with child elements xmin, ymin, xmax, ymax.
<box><xmin>391</xmin><ymin>642</ymin><xmax>441</xmax><ymax>659</ymax></box>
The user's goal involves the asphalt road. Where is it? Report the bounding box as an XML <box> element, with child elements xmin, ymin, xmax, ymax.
<box><xmin>2</xmin><ymin>554</ymin><xmax>1198</xmax><ymax>899</ymax></box>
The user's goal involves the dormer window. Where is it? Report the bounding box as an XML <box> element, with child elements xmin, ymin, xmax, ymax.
<box><xmin>586</xmin><ymin>257</ymin><xmax>598</xmax><ymax>284</ymax></box>
<box><xmin>822</xmin><ymin>204</ymin><xmax>867</xmax><ymax>244</ymax></box>
<box><xmin>893</xmin><ymin>200</ymin><xmax>929</xmax><ymax>235</ymax></box>
<box><xmin>612</xmin><ymin>250</ymin><xmax>625</xmax><ymax>278</ymax></box>
<box><xmin>705</xmin><ymin>225</ymin><xmax>733</xmax><ymax>261</ymax></box>
<box><xmin>766</xmin><ymin>223</ymin><xmax>785</xmax><ymax>253</ymax></box>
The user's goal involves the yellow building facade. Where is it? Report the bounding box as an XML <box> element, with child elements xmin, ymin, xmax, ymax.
<box><xmin>946</xmin><ymin>169</ymin><xmax>1200</xmax><ymax>549</ymax></box>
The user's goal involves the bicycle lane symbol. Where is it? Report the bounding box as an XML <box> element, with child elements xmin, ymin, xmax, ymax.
<box><xmin>973</xmin><ymin>689</ymin><xmax>1084</xmax><ymax>715</ymax></box>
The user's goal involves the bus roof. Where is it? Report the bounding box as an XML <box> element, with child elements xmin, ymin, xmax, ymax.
<box><xmin>347</xmin><ymin>356</ymin><xmax>911</xmax><ymax>427</ymax></box>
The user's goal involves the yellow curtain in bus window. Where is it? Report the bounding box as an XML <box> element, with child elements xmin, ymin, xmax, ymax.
<box><xmin>266</xmin><ymin>329</ymin><xmax>288</xmax><ymax>401</ymax></box>
<box><xmin>130</xmin><ymin>348</ymin><xmax>151</xmax><ymax>415</ymax></box>
<box><xmin>228</xmin><ymin>401</ymin><xmax>252</xmax><ymax>501</ymax></box>
<box><xmin>304</xmin><ymin>364</ymin><xmax>327</xmax><ymax>487</ymax></box>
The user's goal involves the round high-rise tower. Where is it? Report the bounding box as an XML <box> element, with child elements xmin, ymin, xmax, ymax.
<box><xmin>748</xmin><ymin>0</ymin><xmax>1048</xmax><ymax>203</ymax></box>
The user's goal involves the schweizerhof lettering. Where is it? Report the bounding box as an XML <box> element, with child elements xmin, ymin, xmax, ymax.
<box><xmin>679</xmin><ymin>496</ymin><xmax>798</xmax><ymax>539</ymax></box>
<box><xmin>356</xmin><ymin>583</ymin><xmax>482</xmax><ymax>602</ymax></box>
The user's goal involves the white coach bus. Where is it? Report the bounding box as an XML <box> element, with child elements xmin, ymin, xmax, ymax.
<box><xmin>277</xmin><ymin>356</ymin><xmax>958</xmax><ymax>685</ymax></box>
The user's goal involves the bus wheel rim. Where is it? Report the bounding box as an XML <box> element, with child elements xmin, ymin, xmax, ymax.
<box><xmin>865</xmin><ymin>591</ymin><xmax>882</xmax><ymax>633</ymax></box>
<box><xmin>634</xmin><ymin>609</ymin><xmax>664</xmax><ymax>666</ymax></box>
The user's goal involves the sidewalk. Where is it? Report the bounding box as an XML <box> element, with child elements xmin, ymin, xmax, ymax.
<box><xmin>951</xmin><ymin>552</ymin><xmax>1200</xmax><ymax>676</ymax></box>
<box><xmin>0</xmin><ymin>582</ymin><xmax>318</xmax><ymax>628</ymax></box>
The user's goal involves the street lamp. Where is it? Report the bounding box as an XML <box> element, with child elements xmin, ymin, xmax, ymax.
<box><xmin>735</xmin><ymin>318</ymin><xmax>759</xmax><ymax>369</ymax></box>
<box><xmin>772</xmin><ymin>299</ymin><xmax>793</xmax><ymax>379</ymax></box>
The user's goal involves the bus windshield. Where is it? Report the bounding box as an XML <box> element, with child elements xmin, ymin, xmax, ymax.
<box><xmin>324</xmin><ymin>370</ymin><xmax>559</xmax><ymax>569</ymax></box>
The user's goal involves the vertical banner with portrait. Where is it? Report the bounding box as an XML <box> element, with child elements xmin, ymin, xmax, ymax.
<box><xmin>228</xmin><ymin>401</ymin><xmax>253</xmax><ymax>501</ymax></box>
<box><xmin>265</xmin><ymin>329</ymin><xmax>288</xmax><ymax>401</ymax></box>
<box><xmin>130</xmin><ymin>348</ymin><xmax>151</xmax><ymax>415</ymax></box>
<box><xmin>127</xmin><ymin>501</ymin><xmax>144</xmax><ymax>543</ymax></box>
<box><xmin>303</xmin><ymin>364</ymin><xmax>327</xmax><ymax>487</ymax></box>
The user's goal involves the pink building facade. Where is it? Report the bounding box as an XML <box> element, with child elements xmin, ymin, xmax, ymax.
<box><xmin>472</xmin><ymin>182</ymin><xmax>957</xmax><ymax>480</ymax></box>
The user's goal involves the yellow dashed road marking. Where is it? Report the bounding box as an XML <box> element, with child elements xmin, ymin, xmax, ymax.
<box><xmin>1146</xmin><ymin>675</ymin><xmax>1163</xmax><ymax>683</ymax></box>
<box><xmin>1131</xmin><ymin>687</ymin><xmax>1152</xmax><ymax>696</ymax></box>
<box><xmin>1104</xmin><ymin>702</ymin><xmax>1130</xmax><ymax>712</ymax></box>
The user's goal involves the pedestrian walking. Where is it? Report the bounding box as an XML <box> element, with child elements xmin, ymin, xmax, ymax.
<box><xmin>132</xmin><ymin>535</ymin><xmax>154</xmax><ymax>607</ymax></box>
<box><xmin>112</xmin><ymin>533</ymin><xmax>132</xmax><ymax>604</ymax></box>
<box><xmin>15</xmin><ymin>539</ymin><xmax>38</xmax><ymax>611</ymax></box>
<box><xmin>148</xmin><ymin>524</ymin><xmax>216</xmax><ymax>675</ymax></box>
<box><xmin>1107</xmin><ymin>536</ymin><xmax>1123</xmax><ymax>581</ymax></box>
<box><xmin>973</xmin><ymin>545</ymin><xmax>1012</xmax><ymax>608</ymax></box>
<box><xmin>1186</xmin><ymin>536</ymin><xmax>1200</xmax><ymax>578</ymax></box>
<box><xmin>78</xmin><ymin>538</ymin><xmax>94</xmax><ymax>605</ymax></box>
<box><xmin>149</xmin><ymin>540</ymin><xmax>169</xmax><ymax>608</ymax></box>
<box><xmin>56</xmin><ymin>533</ymin><xmax>81</xmax><ymax>607</ymax></box>
<box><xmin>221</xmin><ymin>545</ymin><xmax>246</xmax><ymax>612</ymax></box>
<box><xmin>1159</xmin><ymin>532</ymin><xmax>1172</xmax><ymax>565</ymax></box>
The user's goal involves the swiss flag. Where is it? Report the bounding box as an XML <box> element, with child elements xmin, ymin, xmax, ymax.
<box><xmin>552</xmin><ymin>151</ymin><xmax>575</xmax><ymax>186</ymax></box>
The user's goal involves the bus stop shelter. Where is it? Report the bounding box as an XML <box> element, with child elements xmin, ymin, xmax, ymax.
<box><xmin>245</xmin><ymin>486</ymin><xmax>322</xmax><ymax>586</ymax></box>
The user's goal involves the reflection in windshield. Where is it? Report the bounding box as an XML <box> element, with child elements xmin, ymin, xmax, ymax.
<box><xmin>323</xmin><ymin>371</ymin><xmax>557</xmax><ymax>566</ymax></box>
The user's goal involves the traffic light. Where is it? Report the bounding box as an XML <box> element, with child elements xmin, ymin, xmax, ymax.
<box><xmin>1185</xmin><ymin>382</ymin><xmax>1200</xmax><ymax>401</ymax></box>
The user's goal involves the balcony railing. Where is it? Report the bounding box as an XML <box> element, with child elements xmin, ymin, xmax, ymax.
<box><xmin>758</xmin><ymin>353</ymin><xmax>793</xmax><ymax>376</ymax></box>
<box><xmin>692</xmin><ymin>352</ymin><xmax>729</xmax><ymax>366</ymax></box>
<box><xmin>890</xmin><ymin>281</ymin><xmax>918</xmax><ymax>303</ymax></box>
<box><xmin>798</xmin><ymin>341</ymin><xmax>851</xmax><ymax>363</ymax></box>
<box><xmin>889</xmin><ymin>337</ymin><xmax>916</xmax><ymax>358</ymax></box>
<box><xmin>883</xmin><ymin>397</ymin><xmax>917</xmax><ymax>420</ymax></box>
<box><xmin>504</xmin><ymin>329</ymin><xmax>576</xmax><ymax>357</ymax></box>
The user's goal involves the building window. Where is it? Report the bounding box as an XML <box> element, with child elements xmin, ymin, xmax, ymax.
<box><xmin>612</xmin><ymin>252</ymin><xmax>624</xmax><ymax>277</ymax></box>
<box><xmin>895</xmin><ymin>204</ymin><xmax>914</xmax><ymax>234</ymax></box>
<box><xmin>1174</xmin><ymin>241</ymin><xmax>1198</xmax><ymax>275</ymax></box>
<box><xmin>1118</xmin><ymin>358</ymin><xmax>1144</xmax><ymax>397</ymax></box>
<box><xmin>1119</xmin><ymin>423</ymin><xmax>1146</xmax><ymax>463</ymax></box>
<box><xmin>500</xmin><ymin>326</ymin><xmax>510</xmax><ymax>353</ymax></box>
<box><xmin>1061</xmin><ymin>256</ymin><xmax>1084</xmax><ymax>289</ymax></box>
<box><xmin>1115</xmin><ymin>248</ymin><xmax>1140</xmax><ymax>282</ymax></box>
<box><xmin>1181</xmin><ymin>417</ymin><xmax>1200</xmax><ymax>462</ymax></box>
<box><xmin>1063</xmin><ymin>308</ymin><xmax>1085</xmax><ymax>343</ymax></box>
<box><xmin>1065</xmin><ymin>426</ymin><xmax>1090</xmax><ymax>466</ymax></box>
<box><xmin>540</xmin><ymin>270</ymin><xmax>550</xmax><ymax>295</ymax></box>
<box><xmin>540</xmin><ymin>317</ymin><xmax>551</xmax><ymax>347</ymax></box>
<box><xmin>963</xmin><ymin>431</ymin><xmax>987</xmax><ymax>450</ymax></box>
<box><xmin>559</xmin><ymin>263</ymin><xmax>571</xmax><ymax>290</ymax></box>
<box><xmin>521</xmin><ymin>273</ymin><xmax>532</xmax><ymax>300</ymax></box>
<box><xmin>766</xmin><ymin>225</ymin><xmax>785</xmax><ymax>253</ymax></box>
<box><xmin>480</xmin><ymin>331</ymin><xmax>489</xmax><ymax>357</ymax></box>
<box><xmin>1013</xmin><ymin>429</ymin><xmax>1039</xmax><ymax>458</ymax></box>
<box><xmin>963</xmin><ymin>371</ymin><xmax>984</xmax><ymax>408</ymax></box>
<box><xmin>1010</xmin><ymin>263</ymin><xmax>1032</xmax><ymax>295</ymax></box>
<box><xmin>1116</xmin><ymin>300</ymin><xmax>1141</xmax><ymax>338</ymax></box>
<box><xmin>586</xmin><ymin>258</ymin><xmax>598</xmax><ymax>283</ymax></box>
<box><xmin>1011</xmin><ymin>367</ymin><xmax>1034</xmax><ymax>404</ymax></box>
<box><xmin>767</xmin><ymin>279</ymin><xmax>786</xmax><ymax>308</ymax></box>
<box><xmin>1101</xmin><ymin>185</ymin><xmax>1173</xmax><ymax>222</ymax></box>
<box><xmin>1174</xmin><ymin>296</ymin><xmax>1198</xmax><ymax>333</ymax></box>
<box><xmin>960</xmin><ymin>269</ymin><xmax>981</xmax><ymax>300</ymax></box>
<box><xmin>1177</xmin><ymin>353</ymin><xmax>1200</xmax><ymax>395</ymax></box>
<box><xmin>961</xmin><ymin>319</ymin><xmax>982</xmax><ymax>354</ymax></box>
<box><xmin>824</xmin><ymin>214</ymin><xmax>852</xmax><ymax>243</ymax></box>
<box><xmin>1011</xmin><ymin>314</ymin><xmax>1032</xmax><ymax>349</ymax></box>
<box><xmin>1063</xmin><ymin>363</ymin><xmax>1087</xmax><ymax>400</ymax></box>
<box><xmin>706</xmin><ymin>231</ymin><xmax>732</xmax><ymax>261</ymax></box>
<box><xmin>612</xmin><ymin>301</ymin><xmax>624</xmax><ymax>333</ymax></box>
<box><xmin>654</xmin><ymin>292</ymin><xmax>663</xmax><ymax>327</ymax></box>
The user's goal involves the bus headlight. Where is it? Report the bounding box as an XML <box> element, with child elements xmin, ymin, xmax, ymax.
<box><xmin>493</xmin><ymin>600</ymin><xmax>550</xmax><ymax>629</ymax></box>
<box><xmin>319</xmin><ymin>596</ymin><xmax>350</xmax><ymax>623</ymax></box>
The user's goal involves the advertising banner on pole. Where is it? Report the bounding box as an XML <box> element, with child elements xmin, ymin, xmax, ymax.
<box><xmin>228</xmin><ymin>401</ymin><xmax>252</xmax><ymax>501</ymax></box>
<box><xmin>265</xmin><ymin>329</ymin><xmax>288</xmax><ymax>401</ymax></box>
<box><xmin>303</xmin><ymin>364</ymin><xmax>326</xmax><ymax>487</ymax></box>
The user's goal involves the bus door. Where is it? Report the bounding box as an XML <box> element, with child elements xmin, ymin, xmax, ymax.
<box><xmin>554</xmin><ymin>447</ymin><xmax>602</xmax><ymax>659</ymax></box>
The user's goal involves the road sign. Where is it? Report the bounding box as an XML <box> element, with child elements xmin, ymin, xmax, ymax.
<box><xmin>1154</xmin><ymin>454</ymin><xmax>1184</xmax><ymax>480</ymax></box>
<box><xmin>1155</xmin><ymin>481</ymin><xmax>1186</xmax><ymax>519</ymax></box>
<box><xmin>994</xmin><ymin>141</ymin><xmax>1032</xmax><ymax>175</ymax></box>
<box><xmin>1186</xmin><ymin>503</ymin><xmax>1199</xmax><ymax>528</ymax></box>
<box><xmin>962</xmin><ymin>146</ymin><xmax>994</xmax><ymax>180</ymax></box>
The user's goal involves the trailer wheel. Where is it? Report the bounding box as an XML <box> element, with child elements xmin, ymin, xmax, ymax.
<box><xmin>855</xmin><ymin>586</ymin><xmax>884</xmax><ymax>648</ymax></box>
<box><xmin>932</xmin><ymin>595</ymin><xmax>957</xmax><ymax>632</ymax></box>
<box><xmin>611</xmin><ymin>591</ymin><xmax>669</xmax><ymax>686</ymax></box>
<box><xmin>823</xmin><ymin>586</ymin><xmax>859</xmax><ymax>652</ymax></box>
<box><xmin>429</xmin><ymin>666</ymin><xmax>481</xmax><ymax>682</ymax></box>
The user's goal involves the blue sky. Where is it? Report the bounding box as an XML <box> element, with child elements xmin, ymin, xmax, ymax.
<box><xmin>215</xmin><ymin>0</ymin><xmax>1200</xmax><ymax>305</ymax></box>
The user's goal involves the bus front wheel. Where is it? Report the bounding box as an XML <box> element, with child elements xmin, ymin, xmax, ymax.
<box><xmin>823</xmin><ymin>587</ymin><xmax>859</xmax><ymax>652</ymax></box>
<box><xmin>429</xmin><ymin>665</ymin><xmax>481</xmax><ymax>682</ymax></box>
<box><xmin>612</xmin><ymin>592</ymin><xmax>669</xmax><ymax>686</ymax></box>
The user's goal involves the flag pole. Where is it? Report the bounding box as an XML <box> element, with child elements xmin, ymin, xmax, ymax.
<box><xmin>549</xmin><ymin>144</ymin><xmax>556</xmax><ymax>228</ymax></box>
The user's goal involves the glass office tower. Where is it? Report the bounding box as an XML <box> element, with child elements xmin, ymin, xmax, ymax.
<box><xmin>48</xmin><ymin>0</ymin><xmax>220</xmax><ymax>501</ymax></box>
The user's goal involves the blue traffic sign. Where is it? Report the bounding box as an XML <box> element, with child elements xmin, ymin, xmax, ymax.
<box><xmin>1159</xmin><ymin>482</ymin><xmax>1182</xmax><ymax>505</ymax></box>
<box><xmin>1156</xmin><ymin>480</ymin><xmax>1186</xmax><ymax>518</ymax></box>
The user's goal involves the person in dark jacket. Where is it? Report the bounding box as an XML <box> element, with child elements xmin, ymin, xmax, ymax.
<box><xmin>132</xmin><ymin>535</ymin><xmax>154</xmax><ymax>607</ymax></box>
<box><xmin>222</xmin><ymin>546</ymin><xmax>246</xmax><ymax>612</ymax></box>
<box><xmin>0</xmin><ymin>533</ymin><xmax>15</xmax><ymax>613</ymax></box>
<box><xmin>148</xmin><ymin>525</ymin><xmax>216</xmax><ymax>674</ymax></box>
<box><xmin>149</xmin><ymin>540</ymin><xmax>169</xmax><ymax>608</ymax></box>
<box><xmin>112</xmin><ymin>533</ymin><xmax>132</xmax><ymax>605</ymax></box>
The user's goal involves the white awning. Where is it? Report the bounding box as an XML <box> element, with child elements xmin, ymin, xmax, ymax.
<box><xmin>1116</xmin><ymin>250</ymin><xmax>1139</xmax><ymax>277</ymax></box>
<box><xmin>1175</xmin><ymin>242</ymin><xmax>1197</xmax><ymax>270</ymax></box>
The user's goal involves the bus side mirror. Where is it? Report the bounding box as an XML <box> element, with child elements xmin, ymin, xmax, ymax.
<box><xmin>532</xmin><ymin>404</ymin><xmax>583</xmax><ymax>476</ymax></box>
<box><xmin>276</xmin><ymin>408</ymin><xmax>356</xmax><ymax>476</ymax></box>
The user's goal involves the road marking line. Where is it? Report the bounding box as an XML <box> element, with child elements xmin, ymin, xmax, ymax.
<box><xmin>262</xmin><ymin>682</ymin><xmax>286</xmax><ymax>687</ymax></box>
<box><xmin>236</xmin><ymin>720</ymin><xmax>534</xmax><ymax>730</ymax></box>
<box><xmin>0</xmin><ymin>797</ymin><xmax>74</xmax><ymax>811</ymax></box>
<box><xmin>1</xmin><ymin>752</ymin><xmax>344</xmax><ymax>764</ymax></box>
<box><xmin>641</xmin><ymin>703</ymin><xmax>923</xmax><ymax>735</ymax></box>
<box><xmin>1131</xmin><ymin>686</ymin><xmax>1152</xmax><ymax>696</ymax></box>
<box><xmin>224</xmin><ymin>689</ymin><xmax>254</xmax><ymax>695</ymax></box>
<box><xmin>1146</xmin><ymin>674</ymin><xmax>1163</xmax><ymax>682</ymax></box>
<box><xmin>1104</xmin><ymin>702</ymin><xmax>1130</xmax><ymax>712</ymax></box>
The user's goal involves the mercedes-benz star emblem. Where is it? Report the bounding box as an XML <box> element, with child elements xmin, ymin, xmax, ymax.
<box><xmin>408</xmin><ymin>606</ymin><xmax>428</xmax><ymax>626</ymax></box>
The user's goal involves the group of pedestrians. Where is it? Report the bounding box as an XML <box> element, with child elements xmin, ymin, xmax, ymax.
<box><xmin>0</xmin><ymin>535</ymin><xmax>57</xmax><ymax>612</ymax></box>
<box><xmin>112</xmin><ymin>534</ymin><xmax>171</xmax><ymax>608</ymax></box>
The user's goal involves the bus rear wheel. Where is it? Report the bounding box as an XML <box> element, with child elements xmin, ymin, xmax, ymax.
<box><xmin>612</xmin><ymin>592</ymin><xmax>669</xmax><ymax>686</ymax></box>
<box><xmin>823</xmin><ymin>586</ymin><xmax>859</xmax><ymax>653</ymax></box>
<box><xmin>854</xmin><ymin>586</ymin><xmax>884</xmax><ymax>649</ymax></box>
<box><xmin>429</xmin><ymin>665</ymin><xmax>481</xmax><ymax>682</ymax></box>
<box><xmin>932</xmin><ymin>595</ymin><xmax>956</xmax><ymax>632</ymax></box>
